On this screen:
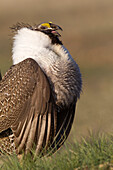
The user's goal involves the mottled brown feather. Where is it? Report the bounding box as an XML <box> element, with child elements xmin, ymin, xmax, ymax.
<box><xmin>0</xmin><ymin>58</ymin><xmax>59</xmax><ymax>155</ymax></box>
<box><xmin>0</xmin><ymin>58</ymin><xmax>78</xmax><ymax>156</ymax></box>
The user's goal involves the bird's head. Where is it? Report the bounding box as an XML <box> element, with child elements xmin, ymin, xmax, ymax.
<box><xmin>11</xmin><ymin>22</ymin><xmax>63</xmax><ymax>45</ymax></box>
<box><xmin>36</xmin><ymin>22</ymin><xmax>63</xmax><ymax>37</ymax></box>
<box><xmin>12</xmin><ymin>22</ymin><xmax>64</xmax><ymax>65</ymax></box>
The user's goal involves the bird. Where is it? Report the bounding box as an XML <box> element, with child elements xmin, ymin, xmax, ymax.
<box><xmin>0</xmin><ymin>22</ymin><xmax>82</xmax><ymax>156</ymax></box>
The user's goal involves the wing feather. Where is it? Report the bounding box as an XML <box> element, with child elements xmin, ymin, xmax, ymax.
<box><xmin>45</xmin><ymin>111</ymin><xmax>51</xmax><ymax>149</ymax></box>
<box><xmin>35</xmin><ymin>114</ymin><xmax>47</xmax><ymax>155</ymax></box>
<box><xmin>0</xmin><ymin>58</ymin><xmax>77</xmax><ymax>156</ymax></box>
<box><xmin>25</xmin><ymin>110</ymin><xmax>39</xmax><ymax>153</ymax></box>
<box><xmin>46</xmin><ymin>103</ymin><xmax>76</xmax><ymax>156</ymax></box>
<box><xmin>0</xmin><ymin>58</ymin><xmax>56</xmax><ymax>154</ymax></box>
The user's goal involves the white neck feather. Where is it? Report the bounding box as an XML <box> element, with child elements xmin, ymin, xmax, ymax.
<box><xmin>12</xmin><ymin>28</ymin><xmax>73</xmax><ymax>73</ymax></box>
<box><xmin>12</xmin><ymin>27</ymin><xmax>81</xmax><ymax>106</ymax></box>
<box><xmin>12</xmin><ymin>28</ymin><xmax>70</xmax><ymax>71</ymax></box>
<box><xmin>12</xmin><ymin>28</ymin><xmax>49</xmax><ymax>65</ymax></box>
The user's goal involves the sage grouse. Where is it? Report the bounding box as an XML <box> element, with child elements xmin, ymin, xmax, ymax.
<box><xmin>0</xmin><ymin>22</ymin><xmax>82</xmax><ymax>156</ymax></box>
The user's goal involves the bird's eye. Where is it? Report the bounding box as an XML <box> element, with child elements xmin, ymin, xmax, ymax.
<box><xmin>41</xmin><ymin>26</ymin><xmax>47</xmax><ymax>30</ymax></box>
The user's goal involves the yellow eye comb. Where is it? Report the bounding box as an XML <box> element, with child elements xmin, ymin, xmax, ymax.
<box><xmin>41</xmin><ymin>22</ymin><xmax>52</xmax><ymax>28</ymax></box>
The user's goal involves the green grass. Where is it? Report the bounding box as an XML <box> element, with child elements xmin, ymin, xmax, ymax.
<box><xmin>1</xmin><ymin>133</ymin><xmax>113</xmax><ymax>170</ymax></box>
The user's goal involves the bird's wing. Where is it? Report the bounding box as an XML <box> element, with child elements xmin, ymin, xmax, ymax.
<box><xmin>46</xmin><ymin>102</ymin><xmax>76</xmax><ymax>156</ymax></box>
<box><xmin>0</xmin><ymin>58</ymin><xmax>57</xmax><ymax>155</ymax></box>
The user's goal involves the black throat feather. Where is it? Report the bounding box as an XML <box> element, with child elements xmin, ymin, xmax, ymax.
<box><xmin>45</xmin><ymin>32</ymin><xmax>63</xmax><ymax>45</ymax></box>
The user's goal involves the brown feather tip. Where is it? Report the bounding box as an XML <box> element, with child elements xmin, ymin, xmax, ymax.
<box><xmin>10</xmin><ymin>22</ymin><xmax>35</xmax><ymax>32</ymax></box>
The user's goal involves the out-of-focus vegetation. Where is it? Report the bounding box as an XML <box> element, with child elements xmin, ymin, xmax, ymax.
<box><xmin>0</xmin><ymin>0</ymin><xmax>113</xmax><ymax>166</ymax></box>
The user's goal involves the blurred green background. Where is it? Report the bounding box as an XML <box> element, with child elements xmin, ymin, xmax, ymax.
<box><xmin>0</xmin><ymin>0</ymin><xmax>113</xmax><ymax>140</ymax></box>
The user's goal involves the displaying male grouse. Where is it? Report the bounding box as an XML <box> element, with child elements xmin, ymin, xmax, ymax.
<box><xmin>0</xmin><ymin>22</ymin><xmax>82</xmax><ymax>156</ymax></box>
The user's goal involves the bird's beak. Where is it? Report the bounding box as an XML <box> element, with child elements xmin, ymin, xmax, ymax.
<box><xmin>40</xmin><ymin>22</ymin><xmax>63</xmax><ymax>37</ymax></box>
<box><xmin>49</xmin><ymin>22</ymin><xmax>63</xmax><ymax>31</ymax></box>
<box><xmin>49</xmin><ymin>22</ymin><xmax>63</xmax><ymax>37</ymax></box>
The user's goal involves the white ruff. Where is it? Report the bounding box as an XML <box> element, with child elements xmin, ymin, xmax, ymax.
<box><xmin>12</xmin><ymin>28</ymin><xmax>80</xmax><ymax>106</ymax></box>
<box><xmin>12</xmin><ymin>28</ymin><xmax>72</xmax><ymax>73</ymax></box>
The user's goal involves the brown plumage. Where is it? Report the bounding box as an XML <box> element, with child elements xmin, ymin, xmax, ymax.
<box><xmin>0</xmin><ymin>22</ymin><xmax>82</xmax><ymax>156</ymax></box>
<box><xmin>0</xmin><ymin>58</ymin><xmax>78</xmax><ymax>156</ymax></box>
